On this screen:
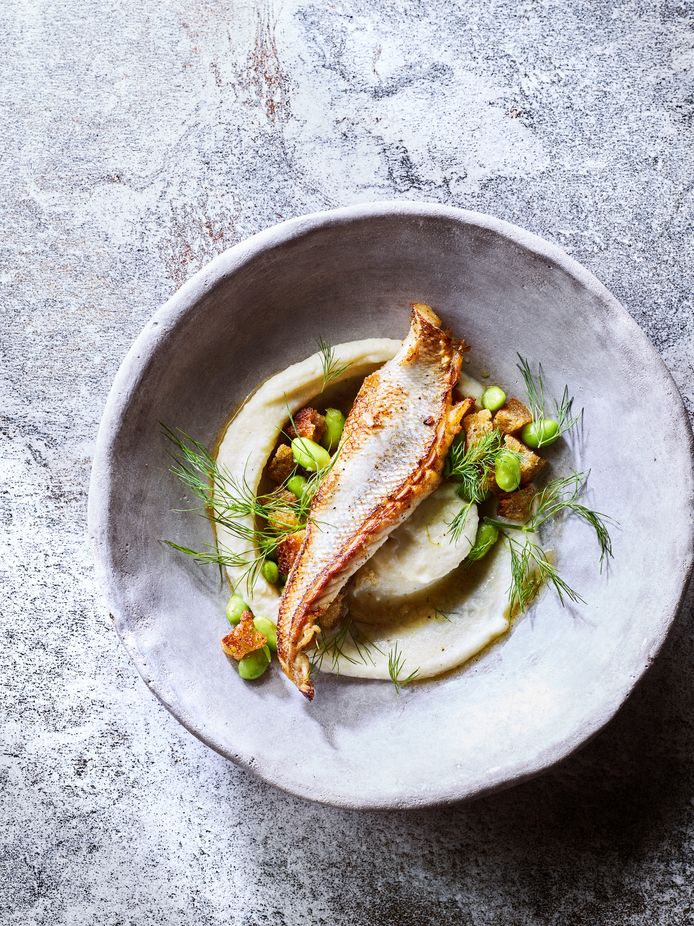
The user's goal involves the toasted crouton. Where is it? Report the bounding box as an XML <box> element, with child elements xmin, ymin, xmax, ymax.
<box><xmin>220</xmin><ymin>612</ymin><xmax>267</xmax><ymax>660</ymax></box>
<box><xmin>276</xmin><ymin>530</ymin><xmax>306</xmax><ymax>576</ymax></box>
<box><xmin>497</xmin><ymin>484</ymin><xmax>537</xmax><ymax>522</ymax></box>
<box><xmin>494</xmin><ymin>397</ymin><xmax>533</xmax><ymax>435</ymax></box>
<box><xmin>504</xmin><ymin>435</ymin><xmax>546</xmax><ymax>485</ymax></box>
<box><xmin>287</xmin><ymin>406</ymin><xmax>326</xmax><ymax>443</ymax></box>
<box><xmin>462</xmin><ymin>408</ymin><xmax>493</xmax><ymax>448</ymax></box>
<box><xmin>267</xmin><ymin>443</ymin><xmax>295</xmax><ymax>485</ymax></box>
<box><xmin>267</xmin><ymin>489</ymin><xmax>301</xmax><ymax>533</ymax></box>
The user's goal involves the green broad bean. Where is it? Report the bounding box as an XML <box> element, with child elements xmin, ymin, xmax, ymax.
<box><xmin>481</xmin><ymin>385</ymin><xmax>507</xmax><ymax>412</ymax></box>
<box><xmin>252</xmin><ymin>616</ymin><xmax>277</xmax><ymax>652</ymax></box>
<box><xmin>291</xmin><ymin>437</ymin><xmax>331</xmax><ymax>472</ymax></box>
<box><xmin>262</xmin><ymin>560</ymin><xmax>279</xmax><ymax>585</ymax></box>
<box><xmin>521</xmin><ymin>418</ymin><xmax>560</xmax><ymax>449</ymax></box>
<box><xmin>495</xmin><ymin>450</ymin><xmax>521</xmax><ymax>492</ymax></box>
<box><xmin>286</xmin><ymin>474</ymin><xmax>308</xmax><ymax>500</ymax></box>
<box><xmin>226</xmin><ymin>593</ymin><xmax>249</xmax><ymax>625</ymax></box>
<box><xmin>322</xmin><ymin>408</ymin><xmax>346</xmax><ymax>450</ymax></box>
<box><xmin>467</xmin><ymin>521</ymin><xmax>500</xmax><ymax>561</ymax></box>
<box><xmin>238</xmin><ymin>645</ymin><xmax>271</xmax><ymax>680</ymax></box>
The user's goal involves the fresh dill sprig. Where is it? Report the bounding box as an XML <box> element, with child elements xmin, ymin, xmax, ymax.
<box><xmin>525</xmin><ymin>472</ymin><xmax>615</xmax><ymax>566</ymax></box>
<box><xmin>446</xmin><ymin>429</ymin><xmax>502</xmax><ymax>493</ymax></box>
<box><xmin>480</xmin><ymin>470</ymin><xmax>615</xmax><ymax>613</ymax></box>
<box><xmin>162</xmin><ymin>426</ymin><xmax>323</xmax><ymax>592</ymax></box>
<box><xmin>505</xmin><ymin>534</ymin><xmax>585</xmax><ymax>614</ymax></box>
<box><xmin>446</xmin><ymin>430</ymin><xmax>501</xmax><ymax>540</ymax></box>
<box><xmin>487</xmin><ymin>471</ymin><xmax>615</xmax><ymax>569</ymax></box>
<box><xmin>555</xmin><ymin>384</ymin><xmax>581</xmax><ymax>437</ymax></box>
<box><xmin>310</xmin><ymin>618</ymin><xmax>381</xmax><ymax>674</ymax></box>
<box><xmin>318</xmin><ymin>337</ymin><xmax>351</xmax><ymax>391</ymax></box>
<box><xmin>516</xmin><ymin>355</ymin><xmax>546</xmax><ymax>423</ymax></box>
<box><xmin>448</xmin><ymin>504</ymin><xmax>475</xmax><ymax>543</ymax></box>
<box><xmin>446</xmin><ymin>430</ymin><xmax>519</xmax><ymax>542</ymax></box>
<box><xmin>387</xmin><ymin>642</ymin><xmax>420</xmax><ymax>694</ymax></box>
<box><xmin>164</xmin><ymin>539</ymin><xmax>248</xmax><ymax>569</ymax></box>
<box><xmin>516</xmin><ymin>355</ymin><xmax>582</xmax><ymax>444</ymax></box>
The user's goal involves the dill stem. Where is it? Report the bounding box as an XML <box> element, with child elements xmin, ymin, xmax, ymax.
<box><xmin>483</xmin><ymin>518</ymin><xmax>530</xmax><ymax>533</ymax></box>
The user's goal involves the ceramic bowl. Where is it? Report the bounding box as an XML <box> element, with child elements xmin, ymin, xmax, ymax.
<box><xmin>88</xmin><ymin>202</ymin><xmax>694</xmax><ymax>809</ymax></box>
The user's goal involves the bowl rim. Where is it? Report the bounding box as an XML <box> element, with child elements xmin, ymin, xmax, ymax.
<box><xmin>87</xmin><ymin>200</ymin><xmax>694</xmax><ymax>809</ymax></box>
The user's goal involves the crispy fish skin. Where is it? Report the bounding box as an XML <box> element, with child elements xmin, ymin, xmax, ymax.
<box><xmin>277</xmin><ymin>304</ymin><xmax>468</xmax><ymax>699</ymax></box>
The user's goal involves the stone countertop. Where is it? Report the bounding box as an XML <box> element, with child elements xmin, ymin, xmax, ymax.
<box><xmin>2</xmin><ymin>1</ymin><xmax>693</xmax><ymax>923</ymax></box>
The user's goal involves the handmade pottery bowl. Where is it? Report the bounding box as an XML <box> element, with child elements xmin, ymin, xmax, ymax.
<box><xmin>88</xmin><ymin>202</ymin><xmax>694</xmax><ymax>809</ymax></box>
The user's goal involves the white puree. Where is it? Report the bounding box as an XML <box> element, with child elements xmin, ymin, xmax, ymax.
<box><xmin>215</xmin><ymin>339</ymin><xmax>514</xmax><ymax>681</ymax></box>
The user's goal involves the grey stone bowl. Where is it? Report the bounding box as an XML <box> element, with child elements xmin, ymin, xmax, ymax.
<box><xmin>88</xmin><ymin>202</ymin><xmax>694</xmax><ymax>809</ymax></box>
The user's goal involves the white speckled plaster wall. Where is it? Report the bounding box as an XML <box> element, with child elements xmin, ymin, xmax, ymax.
<box><xmin>1</xmin><ymin>1</ymin><xmax>693</xmax><ymax>923</ymax></box>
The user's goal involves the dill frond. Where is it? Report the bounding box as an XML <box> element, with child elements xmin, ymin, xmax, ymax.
<box><xmin>163</xmin><ymin>539</ymin><xmax>250</xmax><ymax>569</ymax></box>
<box><xmin>318</xmin><ymin>337</ymin><xmax>351</xmax><ymax>391</ymax></box>
<box><xmin>505</xmin><ymin>534</ymin><xmax>585</xmax><ymax>614</ymax></box>
<box><xmin>516</xmin><ymin>354</ymin><xmax>546</xmax><ymax>423</ymax></box>
<box><xmin>446</xmin><ymin>430</ymin><xmax>502</xmax><ymax>541</ymax></box>
<box><xmin>526</xmin><ymin>472</ymin><xmax>615</xmax><ymax>566</ymax></box>
<box><xmin>446</xmin><ymin>429</ymin><xmax>502</xmax><ymax>493</ymax></box>
<box><xmin>486</xmin><ymin>472</ymin><xmax>614</xmax><ymax>569</ymax></box>
<box><xmin>554</xmin><ymin>385</ymin><xmax>582</xmax><ymax>437</ymax></box>
<box><xmin>480</xmin><ymin>469</ymin><xmax>614</xmax><ymax>614</ymax></box>
<box><xmin>163</xmin><ymin>426</ymin><xmax>323</xmax><ymax>594</ymax></box>
<box><xmin>387</xmin><ymin>642</ymin><xmax>420</xmax><ymax>694</ymax></box>
<box><xmin>310</xmin><ymin>618</ymin><xmax>381</xmax><ymax>674</ymax></box>
<box><xmin>516</xmin><ymin>354</ymin><xmax>582</xmax><ymax>444</ymax></box>
<box><xmin>446</xmin><ymin>430</ymin><xmax>520</xmax><ymax>542</ymax></box>
<box><xmin>447</xmin><ymin>500</ymin><xmax>476</xmax><ymax>543</ymax></box>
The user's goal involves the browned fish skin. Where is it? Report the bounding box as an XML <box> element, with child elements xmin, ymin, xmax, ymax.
<box><xmin>277</xmin><ymin>304</ymin><xmax>468</xmax><ymax>699</ymax></box>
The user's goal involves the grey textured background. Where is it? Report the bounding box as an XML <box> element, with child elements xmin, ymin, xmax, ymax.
<box><xmin>2</xmin><ymin>0</ymin><xmax>693</xmax><ymax>923</ymax></box>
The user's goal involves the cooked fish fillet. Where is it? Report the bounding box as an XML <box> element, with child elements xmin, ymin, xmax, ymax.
<box><xmin>276</xmin><ymin>304</ymin><xmax>469</xmax><ymax>699</ymax></box>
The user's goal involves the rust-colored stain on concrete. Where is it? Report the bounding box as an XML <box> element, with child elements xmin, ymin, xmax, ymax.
<box><xmin>164</xmin><ymin>201</ymin><xmax>238</xmax><ymax>288</ymax></box>
<box><xmin>247</xmin><ymin>1</ymin><xmax>291</xmax><ymax>123</ymax></box>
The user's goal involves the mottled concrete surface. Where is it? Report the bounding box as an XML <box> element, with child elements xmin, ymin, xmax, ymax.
<box><xmin>1</xmin><ymin>0</ymin><xmax>693</xmax><ymax>923</ymax></box>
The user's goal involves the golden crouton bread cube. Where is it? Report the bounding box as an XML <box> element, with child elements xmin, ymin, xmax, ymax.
<box><xmin>504</xmin><ymin>435</ymin><xmax>546</xmax><ymax>485</ymax></box>
<box><xmin>267</xmin><ymin>489</ymin><xmax>302</xmax><ymax>533</ymax></box>
<box><xmin>221</xmin><ymin>612</ymin><xmax>267</xmax><ymax>660</ymax></box>
<box><xmin>462</xmin><ymin>408</ymin><xmax>493</xmax><ymax>448</ymax></box>
<box><xmin>494</xmin><ymin>397</ymin><xmax>533</xmax><ymax>435</ymax></box>
<box><xmin>287</xmin><ymin>406</ymin><xmax>326</xmax><ymax>444</ymax></box>
<box><xmin>497</xmin><ymin>484</ymin><xmax>537</xmax><ymax>522</ymax></box>
<box><xmin>267</xmin><ymin>443</ymin><xmax>295</xmax><ymax>485</ymax></box>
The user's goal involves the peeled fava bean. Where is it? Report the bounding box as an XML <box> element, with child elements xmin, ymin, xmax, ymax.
<box><xmin>521</xmin><ymin>418</ymin><xmax>560</xmax><ymax>449</ymax></box>
<box><xmin>253</xmin><ymin>617</ymin><xmax>278</xmax><ymax>652</ymax></box>
<box><xmin>495</xmin><ymin>450</ymin><xmax>521</xmax><ymax>492</ymax></box>
<box><xmin>467</xmin><ymin>521</ymin><xmax>500</xmax><ymax>561</ymax></box>
<box><xmin>291</xmin><ymin>437</ymin><xmax>331</xmax><ymax>472</ymax></box>
<box><xmin>322</xmin><ymin>407</ymin><xmax>346</xmax><ymax>450</ymax></box>
<box><xmin>226</xmin><ymin>593</ymin><xmax>249</xmax><ymax>626</ymax></box>
<box><xmin>481</xmin><ymin>385</ymin><xmax>507</xmax><ymax>412</ymax></box>
<box><xmin>238</xmin><ymin>645</ymin><xmax>271</xmax><ymax>680</ymax></box>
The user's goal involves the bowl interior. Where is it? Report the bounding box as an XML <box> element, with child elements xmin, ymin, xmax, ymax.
<box><xmin>91</xmin><ymin>207</ymin><xmax>693</xmax><ymax>808</ymax></box>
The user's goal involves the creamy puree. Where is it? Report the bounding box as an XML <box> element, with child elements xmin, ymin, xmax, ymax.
<box><xmin>350</xmin><ymin>482</ymin><xmax>479</xmax><ymax>603</ymax></box>
<box><xmin>215</xmin><ymin>339</ymin><xmax>514</xmax><ymax>681</ymax></box>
